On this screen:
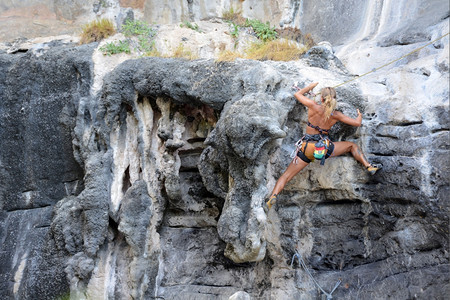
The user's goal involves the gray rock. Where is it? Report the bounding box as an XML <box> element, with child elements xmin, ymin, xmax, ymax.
<box><xmin>304</xmin><ymin>43</ymin><xmax>349</xmax><ymax>73</ymax></box>
<box><xmin>0</xmin><ymin>43</ymin><xmax>94</xmax><ymax>299</ymax></box>
<box><xmin>229</xmin><ymin>291</ymin><xmax>251</xmax><ymax>300</ymax></box>
<box><xmin>0</xmin><ymin>44</ymin><xmax>91</xmax><ymax>211</ymax></box>
<box><xmin>0</xmin><ymin>11</ymin><xmax>448</xmax><ymax>300</ymax></box>
<box><xmin>118</xmin><ymin>180</ymin><xmax>152</xmax><ymax>255</ymax></box>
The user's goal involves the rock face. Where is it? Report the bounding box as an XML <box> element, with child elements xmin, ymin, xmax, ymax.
<box><xmin>2</xmin><ymin>0</ymin><xmax>448</xmax><ymax>46</ymax></box>
<box><xmin>0</xmin><ymin>42</ymin><xmax>94</xmax><ymax>299</ymax></box>
<box><xmin>0</xmin><ymin>2</ymin><xmax>449</xmax><ymax>300</ymax></box>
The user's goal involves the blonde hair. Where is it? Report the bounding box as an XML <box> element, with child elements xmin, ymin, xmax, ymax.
<box><xmin>321</xmin><ymin>87</ymin><xmax>337</xmax><ymax>120</ymax></box>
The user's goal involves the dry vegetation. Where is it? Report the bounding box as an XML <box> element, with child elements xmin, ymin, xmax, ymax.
<box><xmin>80</xmin><ymin>18</ymin><xmax>115</xmax><ymax>44</ymax></box>
<box><xmin>217</xmin><ymin>39</ymin><xmax>308</xmax><ymax>62</ymax></box>
<box><xmin>80</xmin><ymin>10</ymin><xmax>315</xmax><ymax>62</ymax></box>
<box><xmin>145</xmin><ymin>43</ymin><xmax>198</xmax><ymax>60</ymax></box>
<box><xmin>245</xmin><ymin>39</ymin><xmax>308</xmax><ymax>61</ymax></box>
<box><xmin>216</xmin><ymin>50</ymin><xmax>243</xmax><ymax>62</ymax></box>
<box><xmin>220</xmin><ymin>6</ymin><xmax>315</xmax><ymax>62</ymax></box>
<box><xmin>170</xmin><ymin>44</ymin><xmax>198</xmax><ymax>60</ymax></box>
<box><xmin>276</xmin><ymin>27</ymin><xmax>315</xmax><ymax>49</ymax></box>
<box><xmin>222</xmin><ymin>6</ymin><xmax>246</xmax><ymax>26</ymax></box>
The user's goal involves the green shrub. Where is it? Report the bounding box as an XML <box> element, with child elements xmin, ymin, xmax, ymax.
<box><xmin>97</xmin><ymin>19</ymin><xmax>159</xmax><ymax>56</ymax></box>
<box><xmin>180</xmin><ymin>21</ymin><xmax>201</xmax><ymax>32</ymax></box>
<box><xmin>245</xmin><ymin>19</ymin><xmax>277</xmax><ymax>42</ymax></box>
<box><xmin>99</xmin><ymin>40</ymin><xmax>131</xmax><ymax>56</ymax></box>
<box><xmin>138</xmin><ymin>36</ymin><xmax>154</xmax><ymax>52</ymax></box>
<box><xmin>121</xmin><ymin>20</ymin><xmax>157</xmax><ymax>55</ymax></box>
<box><xmin>230</xmin><ymin>22</ymin><xmax>240</xmax><ymax>39</ymax></box>
<box><xmin>122</xmin><ymin>19</ymin><xmax>155</xmax><ymax>38</ymax></box>
<box><xmin>80</xmin><ymin>18</ymin><xmax>115</xmax><ymax>44</ymax></box>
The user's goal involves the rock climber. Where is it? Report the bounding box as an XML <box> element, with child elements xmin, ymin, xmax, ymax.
<box><xmin>265</xmin><ymin>82</ymin><xmax>380</xmax><ymax>211</ymax></box>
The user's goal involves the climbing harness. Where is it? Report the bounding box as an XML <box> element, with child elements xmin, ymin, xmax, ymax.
<box><xmin>291</xmin><ymin>134</ymin><xmax>333</xmax><ymax>165</ymax></box>
<box><xmin>306</xmin><ymin>122</ymin><xmax>332</xmax><ymax>164</ymax></box>
<box><xmin>291</xmin><ymin>136</ymin><xmax>305</xmax><ymax>163</ymax></box>
<box><xmin>291</xmin><ymin>250</ymin><xmax>341</xmax><ymax>300</ymax></box>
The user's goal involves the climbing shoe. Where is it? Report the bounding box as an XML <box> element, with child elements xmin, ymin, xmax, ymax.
<box><xmin>367</xmin><ymin>164</ymin><xmax>381</xmax><ymax>175</ymax></box>
<box><xmin>264</xmin><ymin>194</ymin><xmax>277</xmax><ymax>213</ymax></box>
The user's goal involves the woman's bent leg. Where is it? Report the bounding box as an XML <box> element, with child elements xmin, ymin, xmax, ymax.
<box><xmin>271</xmin><ymin>159</ymin><xmax>309</xmax><ymax>196</ymax></box>
<box><xmin>331</xmin><ymin>141</ymin><xmax>370</xmax><ymax>167</ymax></box>
<box><xmin>265</xmin><ymin>158</ymin><xmax>309</xmax><ymax>210</ymax></box>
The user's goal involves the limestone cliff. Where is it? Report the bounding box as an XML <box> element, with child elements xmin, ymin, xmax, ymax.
<box><xmin>0</xmin><ymin>1</ymin><xmax>449</xmax><ymax>300</ymax></box>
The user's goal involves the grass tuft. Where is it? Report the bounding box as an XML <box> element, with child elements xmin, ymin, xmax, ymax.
<box><xmin>171</xmin><ymin>44</ymin><xmax>198</xmax><ymax>60</ymax></box>
<box><xmin>143</xmin><ymin>48</ymin><xmax>163</xmax><ymax>57</ymax></box>
<box><xmin>216</xmin><ymin>50</ymin><xmax>243</xmax><ymax>62</ymax></box>
<box><xmin>222</xmin><ymin>6</ymin><xmax>246</xmax><ymax>26</ymax></box>
<box><xmin>245</xmin><ymin>39</ymin><xmax>307</xmax><ymax>61</ymax></box>
<box><xmin>80</xmin><ymin>18</ymin><xmax>115</xmax><ymax>44</ymax></box>
<box><xmin>215</xmin><ymin>40</ymin><xmax>307</xmax><ymax>62</ymax></box>
<box><xmin>276</xmin><ymin>27</ymin><xmax>316</xmax><ymax>48</ymax></box>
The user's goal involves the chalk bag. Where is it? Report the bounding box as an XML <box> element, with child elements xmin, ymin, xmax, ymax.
<box><xmin>313</xmin><ymin>140</ymin><xmax>326</xmax><ymax>160</ymax></box>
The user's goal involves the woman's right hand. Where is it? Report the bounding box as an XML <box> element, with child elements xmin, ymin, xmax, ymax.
<box><xmin>356</xmin><ymin>109</ymin><xmax>363</xmax><ymax>125</ymax></box>
<box><xmin>310</xmin><ymin>82</ymin><xmax>319</xmax><ymax>90</ymax></box>
<box><xmin>333</xmin><ymin>109</ymin><xmax>363</xmax><ymax>127</ymax></box>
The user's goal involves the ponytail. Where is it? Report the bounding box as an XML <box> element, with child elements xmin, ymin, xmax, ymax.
<box><xmin>321</xmin><ymin>87</ymin><xmax>337</xmax><ymax>120</ymax></box>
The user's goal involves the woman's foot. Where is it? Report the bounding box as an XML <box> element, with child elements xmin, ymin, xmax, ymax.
<box><xmin>367</xmin><ymin>164</ymin><xmax>381</xmax><ymax>175</ymax></box>
<box><xmin>264</xmin><ymin>194</ymin><xmax>277</xmax><ymax>213</ymax></box>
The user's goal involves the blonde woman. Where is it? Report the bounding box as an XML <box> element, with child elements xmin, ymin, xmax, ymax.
<box><xmin>265</xmin><ymin>82</ymin><xmax>380</xmax><ymax>211</ymax></box>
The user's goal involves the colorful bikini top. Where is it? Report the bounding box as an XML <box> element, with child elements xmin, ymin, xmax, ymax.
<box><xmin>307</xmin><ymin>121</ymin><xmax>331</xmax><ymax>135</ymax></box>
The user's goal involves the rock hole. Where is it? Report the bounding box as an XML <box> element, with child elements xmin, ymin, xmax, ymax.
<box><xmin>187</xmin><ymin>137</ymin><xmax>206</xmax><ymax>143</ymax></box>
<box><xmin>122</xmin><ymin>166</ymin><xmax>131</xmax><ymax>194</ymax></box>
<box><xmin>108</xmin><ymin>216</ymin><xmax>119</xmax><ymax>240</ymax></box>
<box><xmin>83</xmin><ymin>108</ymin><xmax>92</xmax><ymax>126</ymax></box>
<box><xmin>396</xmin><ymin>121</ymin><xmax>423</xmax><ymax>127</ymax></box>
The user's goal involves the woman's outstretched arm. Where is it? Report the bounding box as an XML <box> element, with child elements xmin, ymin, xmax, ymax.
<box><xmin>294</xmin><ymin>82</ymin><xmax>319</xmax><ymax>108</ymax></box>
<box><xmin>333</xmin><ymin>109</ymin><xmax>362</xmax><ymax>127</ymax></box>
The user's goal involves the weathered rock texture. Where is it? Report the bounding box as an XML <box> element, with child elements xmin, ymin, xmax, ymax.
<box><xmin>0</xmin><ymin>42</ymin><xmax>94</xmax><ymax>299</ymax></box>
<box><xmin>2</xmin><ymin>0</ymin><xmax>448</xmax><ymax>46</ymax></box>
<box><xmin>0</xmin><ymin>1</ymin><xmax>449</xmax><ymax>300</ymax></box>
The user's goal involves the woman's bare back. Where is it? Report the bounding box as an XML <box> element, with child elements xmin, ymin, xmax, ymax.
<box><xmin>306</xmin><ymin>104</ymin><xmax>338</xmax><ymax>135</ymax></box>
